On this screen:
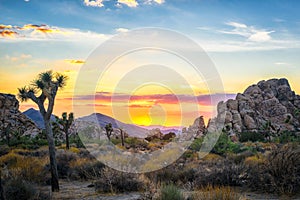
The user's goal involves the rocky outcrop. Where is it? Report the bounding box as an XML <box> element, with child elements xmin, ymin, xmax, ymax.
<box><xmin>210</xmin><ymin>78</ymin><xmax>300</xmax><ymax>134</ymax></box>
<box><xmin>145</xmin><ymin>128</ymin><xmax>163</xmax><ymax>142</ymax></box>
<box><xmin>185</xmin><ymin>116</ymin><xmax>206</xmax><ymax>137</ymax></box>
<box><xmin>0</xmin><ymin>93</ymin><xmax>40</xmax><ymax>137</ymax></box>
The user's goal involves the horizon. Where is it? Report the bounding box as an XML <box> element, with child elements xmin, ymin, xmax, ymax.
<box><xmin>1</xmin><ymin>0</ymin><xmax>300</xmax><ymax>127</ymax></box>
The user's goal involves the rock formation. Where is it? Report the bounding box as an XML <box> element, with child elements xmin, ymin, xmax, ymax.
<box><xmin>210</xmin><ymin>78</ymin><xmax>300</xmax><ymax>134</ymax></box>
<box><xmin>187</xmin><ymin>116</ymin><xmax>206</xmax><ymax>137</ymax></box>
<box><xmin>0</xmin><ymin>93</ymin><xmax>40</xmax><ymax>137</ymax></box>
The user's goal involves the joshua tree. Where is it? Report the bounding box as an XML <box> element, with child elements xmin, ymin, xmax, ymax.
<box><xmin>119</xmin><ymin>128</ymin><xmax>125</xmax><ymax>146</ymax></box>
<box><xmin>53</xmin><ymin>112</ymin><xmax>74</xmax><ymax>149</ymax></box>
<box><xmin>18</xmin><ymin>70</ymin><xmax>67</xmax><ymax>192</ymax></box>
<box><xmin>105</xmin><ymin>123</ymin><xmax>113</xmax><ymax>141</ymax></box>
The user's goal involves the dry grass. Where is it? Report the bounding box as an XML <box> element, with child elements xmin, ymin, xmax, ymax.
<box><xmin>192</xmin><ymin>184</ymin><xmax>242</xmax><ymax>200</ymax></box>
<box><xmin>0</xmin><ymin>150</ymin><xmax>48</xmax><ymax>183</ymax></box>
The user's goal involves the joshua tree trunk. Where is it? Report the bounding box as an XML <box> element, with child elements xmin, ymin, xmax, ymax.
<box><xmin>65</xmin><ymin>131</ymin><xmax>69</xmax><ymax>150</ymax></box>
<box><xmin>44</xmin><ymin>118</ymin><xmax>60</xmax><ymax>192</ymax></box>
<box><xmin>0</xmin><ymin>170</ymin><xmax>3</xmax><ymax>200</ymax></box>
<box><xmin>120</xmin><ymin>129</ymin><xmax>125</xmax><ymax>147</ymax></box>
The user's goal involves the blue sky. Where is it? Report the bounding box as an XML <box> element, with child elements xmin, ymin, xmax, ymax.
<box><xmin>1</xmin><ymin>0</ymin><xmax>300</xmax><ymax>125</ymax></box>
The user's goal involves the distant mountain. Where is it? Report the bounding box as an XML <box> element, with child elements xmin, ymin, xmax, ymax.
<box><xmin>138</xmin><ymin>125</ymin><xmax>182</xmax><ymax>134</ymax></box>
<box><xmin>23</xmin><ymin>108</ymin><xmax>56</xmax><ymax>129</ymax></box>
<box><xmin>77</xmin><ymin>113</ymin><xmax>149</xmax><ymax>138</ymax></box>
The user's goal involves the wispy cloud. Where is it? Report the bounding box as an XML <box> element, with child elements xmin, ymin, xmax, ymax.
<box><xmin>64</xmin><ymin>59</ymin><xmax>85</xmax><ymax>64</ymax></box>
<box><xmin>115</xmin><ymin>28</ymin><xmax>129</xmax><ymax>33</ymax></box>
<box><xmin>83</xmin><ymin>0</ymin><xmax>164</xmax><ymax>8</ymax></box>
<box><xmin>5</xmin><ymin>54</ymin><xmax>32</xmax><ymax>62</ymax></box>
<box><xmin>72</xmin><ymin>92</ymin><xmax>235</xmax><ymax>107</ymax></box>
<box><xmin>220</xmin><ymin>21</ymin><xmax>274</xmax><ymax>42</ymax></box>
<box><xmin>0</xmin><ymin>23</ymin><xmax>110</xmax><ymax>42</ymax></box>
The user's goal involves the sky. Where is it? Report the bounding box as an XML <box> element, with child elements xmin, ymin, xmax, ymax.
<box><xmin>1</xmin><ymin>0</ymin><xmax>300</xmax><ymax>127</ymax></box>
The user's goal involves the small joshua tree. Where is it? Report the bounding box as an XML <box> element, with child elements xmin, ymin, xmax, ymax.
<box><xmin>105</xmin><ymin>123</ymin><xmax>113</xmax><ymax>141</ymax></box>
<box><xmin>53</xmin><ymin>112</ymin><xmax>74</xmax><ymax>149</ymax></box>
<box><xmin>18</xmin><ymin>70</ymin><xmax>67</xmax><ymax>192</ymax></box>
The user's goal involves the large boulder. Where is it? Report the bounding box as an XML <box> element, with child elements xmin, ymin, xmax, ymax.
<box><xmin>208</xmin><ymin>78</ymin><xmax>300</xmax><ymax>134</ymax></box>
<box><xmin>0</xmin><ymin>93</ymin><xmax>40</xmax><ymax>137</ymax></box>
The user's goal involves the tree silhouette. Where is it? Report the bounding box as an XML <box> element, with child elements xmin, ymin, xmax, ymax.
<box><xmin>53</xmin><ymin>112</ymin><xmax>74</xmax><ymax>149</ymax></box>
<box><xmin>18</xmin><ymin>70</ymin><xmax>67</xmax><ymax>192</ymax></box>
<box><xmin>105</xmin><ymin>123</ymin><xmax>113</xmax><ymax>141</ymax></box>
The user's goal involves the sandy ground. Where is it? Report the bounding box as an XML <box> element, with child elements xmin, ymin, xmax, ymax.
<box><xmin>39</xmin><ymin>180</ymin><xmax>300</xmax><ymax>200</ymax></box>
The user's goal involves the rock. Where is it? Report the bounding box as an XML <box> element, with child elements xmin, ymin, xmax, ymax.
<box><xmin>187</xmin><ymin>116</ymin><xmax>206</xmax><ymax>137</ymax></box>
<box><xmin>207</xmin><ymin>78</ymin><xmax>300</xmax><ymax>134</ymax></box>
<box><xmin>243</xmin><ymin>115</ymin><xmax>256</xmax><ymax>130</ymax></box>
<box><xmin>227</xmin><ymin>99</ymin><xmax>238</xmax><ymax>110</ymax></box>
<box><xmin>162</xmin><ymin>132</ymin><xmax>176</xmax><ymax>140</ymax></box>
<box><xmin>0</xmin><ymin>93</ymin><xmax>40</xmax><ymax>137</ymax></box>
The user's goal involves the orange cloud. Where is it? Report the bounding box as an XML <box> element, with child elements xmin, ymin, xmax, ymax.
<box><xmin>0</xmin><ymin>30</ymin><xmax>18</xmax><ymax>37</ymax></box>
<box><xmin>0</xmin><ymin>24</ymin><xmax>12</xmax><ymax>29</ymax></box>
<box><xmin>21</xmin><ymin>24</ymin><xmax>62</xmax><ymax>34</ymax></box>
<box><xmin>64</xmin><ymin>59</ymin><xmax>86</xmax><ymax>64</ymax></box>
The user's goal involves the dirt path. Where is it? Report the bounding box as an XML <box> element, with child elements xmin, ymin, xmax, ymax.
<box><xmin>40</xmin><ymin>180</ymin><xmax>141</xmax><ymax>200</ymax></box>
<box><xmin>40</xmin><ymin>180</ymin><xmax>300</xmax><ymax>200</ymax></box>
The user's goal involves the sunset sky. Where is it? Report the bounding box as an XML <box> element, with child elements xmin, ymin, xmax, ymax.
<box><xmin>1</xmin><ymin>0</ymin><xmax>300</xmax><ymax>127</ymax></box>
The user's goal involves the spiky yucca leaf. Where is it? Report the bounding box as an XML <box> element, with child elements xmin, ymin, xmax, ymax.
<box><xmin>56</xmin><ymin>74</ymin><xmax>67</xmax><ymax>88</ymax></box>
<box><xmin>33</xmin><ymin>79</ymin><xmax>45</xmax><ymax>90</ymax></box>
<box><xmin>39</xmin><ymin>70</ymin><xmax>53</xmax><ymax>83</ymax></box>
<box><xmin>17</xmin><ymin>87</ymin><xmax>29</xmax><ymax>102</ymax></box>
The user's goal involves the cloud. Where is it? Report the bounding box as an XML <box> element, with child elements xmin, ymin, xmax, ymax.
<box><xmin>274</xmin><ymin>62</ymin><xmax>289</xmax><ymax>65</ymax></box>
<box><xmin>118</xmin><ymin>0</ymin><xmax>138</xmax><ymax>7</ymax></box>
<box><xmin>83</xmin><ymin>0</ymin><xmax>104</xmax><ymax>7</ymax></box>
<box><xmin>115</xmin><ymin>28</ymin><xmax>129</xmax><ymax>33</ymax></box>
<box><xmin>0</xmin><ymin>23</ymin><xmax>110</xmax><ymax>42</ymax></box>
<box><xmin>65</xmin><ymin>59</ymin><xmax>86</xmax><ymax>64</ymax></box>
<box><xmin>72</xmin><ymin>92</ymin><xmax>235</xmax><ymax>107</ymax></box>
<box><xmin>144</xmin><ymin>0</ymin><xmax>165</xmax><ymax>5</ymax></box>
<box><xmin>0</xmin><ymin>30</ymin><xmax>18</xmax><ymax>38</ymax></box>
<box><xmin>5</xmin><ymin>54</ymin><xmax>32</xmax><ymax>62</ymax></box>
<box><xmin>220</xmin><ymin>21</ymin><xmax>274</xmax><ymax>42</ymax></box>
<box><xmin>0</xmin><ymin>24</ymin><xmax>13</xmax><ymax>29</ymax></box>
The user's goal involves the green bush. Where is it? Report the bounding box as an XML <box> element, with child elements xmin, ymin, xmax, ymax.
<box><xmin>4</xmin><ymin>179</ymin><xmax>36</xmax><ymax>200</ymax></box>
<box><xmin>273</xmin><ymin>131</ymin><xmax>300</xmax><ymax>144</ymax></box>
<box><xmin>160</xmin><ymin>184</ymin><xmax>184</xmax><ymax>200</ymax></box>
<box><xmin>239</xmin><ymin>132</ymin><xmax>265</xmax><ymax>143</ymax></box>
<box><xmin>212</xmin><ymin>133</ymin><xmax>242</xmax><ymax>155</ymax></box>
<box><xmin>189</xmin><ymin>137</ymin><xmax>204</xmax><ymax>151</ymax></box>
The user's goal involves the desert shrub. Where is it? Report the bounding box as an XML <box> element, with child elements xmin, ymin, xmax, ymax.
<box><xmin>239</xmin><ymin>131</ymin><xmax>265</xmax><ymax>143</ymax></box>
<box><xmin>69</xmin><ymin>134</ymin><xmax>85</xmax><ymax>148</ymax></box>
<box><xmin>4</xmin><ymin>179</ymin><xmax>36</xmax><ymax>200</ymax></box>
<box><xmin>56</xmin><ymin>150</ymin><xmax>78</xmax><ymax>178</ymax></box>
<box><xmin>125</xmin><ymin>137</ymin><xmax>148</xmax><ymax>148</ymax></box>
<box><xmin>189</xmin><ymin>137</ymin><xmax>204</xmax><ymax>152</ymax></box>
<box><xmin>194</xmin><ymin>159</ymin><xmax>244</xmax><ymax>187</ymax></box>
<box><xmin>69</xmin><ymin>158</ymin><xmax>105</xmax><ymax>180</ymax></box>
<box><xmin>192</xmin><ymin>184</ymin><xmax>241</xmax><ymax>200</ymax></box>
<box><xmin>246</xmin><ymin>143</ymin><xmax>300</xmax><ymax>196</ymax></box>
<box><xmin>212</xmin><ymin>133</ymin><xmax>243</xmax><ymax>155</ymax></box>
<box><xmin>0</xmin><ymin>152</ymin><xmax>47</xmax><ymax>183</ymax></box>
<box><xmin>227</xmin><ymin>150</ymin><xmax>254</xmax><ymax>164</ymax></box>
<box><xmin>160</xmin><ymin>184</ymin><xmax>184</xmax><ymax>200</ymax></box>
<box><xmin>95</xmin><ymin>167</ymin><xmax>142</xmax><ymax>193</ymax></box>
<box><xmin>267</xmin><ymin>143</ymin><xmax>300</xmax><ymax>195</ymax></box>
<box><xmin>273</xmin><ymin>131</ymin><xmax>300</xmax><ymax>144</ymax></box>
<box><xmin>0</xmin><ymin>145</ymin><xmax>9</xmax><ymax>156</ymax></box>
